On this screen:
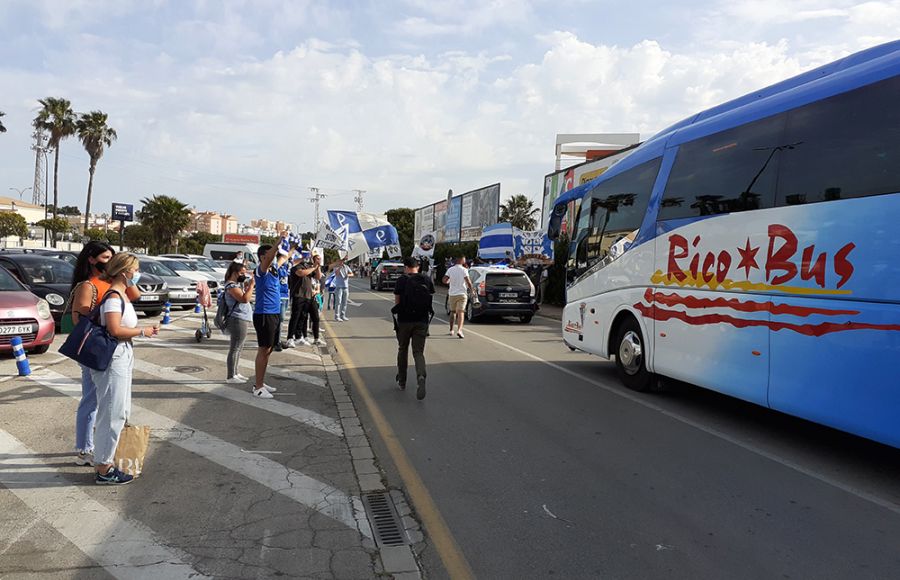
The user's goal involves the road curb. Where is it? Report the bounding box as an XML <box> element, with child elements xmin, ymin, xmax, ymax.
<box><xmin>320</xmin><ymin>345</ymin><xmax>424</xmax><ymax>579</ymax></box>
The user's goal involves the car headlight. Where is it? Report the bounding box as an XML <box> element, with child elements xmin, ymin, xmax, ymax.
<box><xmin>45</xmin><ymin>293</ymin><xmax>65</xmax><ymax>307</ymax></box>
<box><xmin>161</xmin><ymin>282</ymin><xmax>168</xmax><ymax>291</ymax></box>
<box><xmin>37</xmin><ymin>299</ymin><xmax>52</xmax><ymax>320</ymax></box>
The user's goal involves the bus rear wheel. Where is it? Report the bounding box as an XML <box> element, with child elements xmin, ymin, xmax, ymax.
<box><xmin>614</xmin><ymin>317</ymin><xmax>657</xmax><ymax>392</ymax></box>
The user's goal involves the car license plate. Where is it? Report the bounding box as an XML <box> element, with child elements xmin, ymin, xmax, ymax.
<box><xmin>171</xmin><ymin>292</ymin><xmax>193</xmax><ymax>299</ymax></box>
<box><xmin>0</xmin><ymin>324</ymin><xmax>34</xmax><ymax>335</ymax></box>
<box><xmin>498</xmin><ymin>299</ymin><xmax>518</xmax><ymax>303</ymax></box>
<box><xmin>499</xmin><ymin>292</ymin><xmax>517</xmax><ymax>298</ymax></box>
<box><xmin>139</xmin><ymin>295</ymin><xmax>159</xmax><ymax>302</ymax></box>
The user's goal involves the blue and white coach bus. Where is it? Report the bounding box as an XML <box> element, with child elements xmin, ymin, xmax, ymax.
<box><xmin>548</xmin><ymin>41</ymin><xmax>900</xmax><ymax>448</ymax></box>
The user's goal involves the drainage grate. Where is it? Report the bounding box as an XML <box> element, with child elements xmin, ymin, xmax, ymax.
<box><xmin>362</xmin><ymin>492</ymin><xmax>408</xmax><ymax>547</ymax></box>
<box><xmin>172</xmin><ymin>365</ymin><xmax>205</xmax><ymax>374</ymax></box>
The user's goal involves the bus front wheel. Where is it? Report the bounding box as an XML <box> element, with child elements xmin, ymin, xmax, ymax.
<box><xmin>614</xmin><ymin>317</ymin><xmax>657</xmax><ymax>392</ymax></box>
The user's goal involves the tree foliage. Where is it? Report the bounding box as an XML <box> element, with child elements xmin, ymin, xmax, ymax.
<box><xmin>37</xmin><ymin>217</ymin><xmax>73</xmax><ymax>242</ymax></box>
<box><xmin>123</xmin><ymin>224</ymin><xmax>153</xmax><ymax>251</ymax></box>
<box><xmin>386</xmin><ymin>208</ymin><xmax>414</xmax><ymax>257</ymax></box>
<box><xmin>0</xmin><ymin>213</ymin><xmax>28</xmax><ymax>239</ymax></box>
<box><xmin>56</xmin><ymin>205</ymin><xmax>82</xmax><ymax>216</ymax></box>
<box><xmin>499</xmin><ymin>194</ymin><xmax>539</xmax><ymax>231</ymax></box>
<box><xmin>33</xmin><ymin>97</ymin><xmax>76</xmax><ymax>228</ymax></box>
<box><xmin>179</xmin><ymin>232</ymin><xmax>223</xmax><ymax>255</ymax></box>
<box><xmin>138</xmin><ymin>195</ymin><xmax>191</xmax><ymax>254</ymax></box>
<box><xmin>76</xmin><ymin>111</ymin><xmax>117</xmax><ymax>230</ymax></box>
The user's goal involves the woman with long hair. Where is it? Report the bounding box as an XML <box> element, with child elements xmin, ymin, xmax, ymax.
<box><xmin>223</xmin><ymin>261</ymin><xmax>255</xmax><ymax>383</ymax></box>
<box><xmin>91</xmin><ymin>253</ymin><xmax>159</xmax><ymax>485</ymax></box>
<box><xmin>69</xmin><ymin>241</ymin><xmax>115</xmax><ymax>466</ymax></box>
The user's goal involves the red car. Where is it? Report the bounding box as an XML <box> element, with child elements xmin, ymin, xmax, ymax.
<box><xmin>0</xmin><ymin>265</ymin><xmax>55</xmax><ymax>354</ymax></box>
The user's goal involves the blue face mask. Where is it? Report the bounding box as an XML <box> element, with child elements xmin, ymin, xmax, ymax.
<box><xmin>125</xmin><ymin>271</ymin><xmax>142</xmax><ymax>287</ymax></box>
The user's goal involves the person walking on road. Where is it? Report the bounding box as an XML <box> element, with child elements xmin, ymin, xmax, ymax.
<box><xmin>392</xmin><ymin>256</ymin><xmax>435</xmax><ymax>400</ymax></box>
<box><xmin>223</xmin><ymin>262</ymin><xmax>255</xmax><ymax>384</ymax></box>
<box><xmin>287</xmin><ymin>254</ymin><xmax>325</xmax><ymax>347</ymax></box>
<box><xmin>91</xmin><ymin>253</ymin><xmax>160</xmax><ymax>485</ymax></box>
<box><xmin>69</xmin><ymin>241</ymin><xmax>140</xmax><ymax>467</ymax></box>
<box><xmin>252</xmin><ymin>242</ymin><xmax>296</xmax><ymax>398</ymax></box>
<box><xmin>331</xmin><ymin>257</ymin><xmax>354</xmax><ymax>321</ymax></box>
<box><xmin>443</xmin><ymin>256</ymin><xmax>474</xmax><ymax>338</ymax></box>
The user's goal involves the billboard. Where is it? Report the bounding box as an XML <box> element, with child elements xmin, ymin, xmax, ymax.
<box><xmin>459</xmin><ymin>183</ymin><xmax>500</xmax><ymax>242</ymax></box>
<box><xmin>111</xmin><ymin>202</ymin><xmax>134</xmax><ymax>222</ymax></box>
<box><xmin>445</xmin><ymin>195</ymin><xmax>461</xmax><ymax>243</ymax></box>
<box><xmin>433</xmin><ymin>201</ymin><xmax>448</xmax><ymax>243</ymax></box>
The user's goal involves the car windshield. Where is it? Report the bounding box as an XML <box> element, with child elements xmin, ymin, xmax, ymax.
<box><xmin>0</xmin><ymin>267</ymin><xmax>24</xmax><ymax>291</ymax></box>
<box><xmin>143</xmin><ymin>261</ymin><xmax>178</xmax><ymax>277</ymax></box>
<box><xmin>195</xmin><ymin>258</ymin><xmax>219</xmax><ymax>269</ymax></box>
<box><xmin>19</xmin><ymin>258</ymin><xmax>74</xmax><ymax>285</ymax></box>
<box><xmin>191</xmin><ymin>260</ymin><xmax>215</xmax><ymax>272</ymax></box>
<box><xmin>485</xmin><ymin>272</ymin><xmax>531</xmax><ymax>289</ymax></box>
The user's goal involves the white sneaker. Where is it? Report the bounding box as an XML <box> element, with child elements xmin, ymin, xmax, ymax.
<box><xmin>449</xmin><ymin>329</ymin><xmax>455</xmax><ymax>335</ymax></box>
<box><xmin>341</xmin><ymin>316</ymin><xmax>350</xmax><ymax>321</ymax></box>
<box><xmin>75</xmin><ymin>452</ymin><xmax>94</xmax><ymax>466</ymax></box>
<box><xmin>457</xmin><ymin>330</ymin><xmax>465</xmax><ymax>338</ymax></box>
<box><xmin>252</xmin><ymin>387</ymin><xmax>274</xmax><ymax>399</ymax></box>
<box><xmin>226</xmin><ymin>377</ymin><xmax>246</xmax><ymax>384</ymax></box>
<box><xmin>263</xmin><ymin>384</ymin><xmax>277</xmax><ymax>393</ymax></box>
<box><xmin>235</xmin><ymin>373</ymin><xmax>248</xmax><ymax>381</ymax></box>
<box><xmin>297</xmin><ymin>337</ymin><xmax>311</xmax><ymax>346</ymax></box>
<box><xmin>334</xmin><ymin>317</ymin><xmax>342</xmax><ymax>322</ymax></box>
<box><xmin>314</xmin><ymin>338</ymin><xmax>327</xmax><ymax>346</ymax></box>
<box><xmin>286</xmin><ymin>338</ymin><xmax>296</xmax><ymax>348</ymax></box>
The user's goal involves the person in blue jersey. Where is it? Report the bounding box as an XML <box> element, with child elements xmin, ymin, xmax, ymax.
<box><xmin>251</xmin><ymin>240</ymin><xmax>297</xmax><ymax>398</ymax></box>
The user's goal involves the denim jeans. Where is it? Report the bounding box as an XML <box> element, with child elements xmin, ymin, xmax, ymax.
<box><xmin>75</xmin><ymin>365</ymin><xmax>98</xmax><ymax>453</ymax></box>
<box><xmin>334</xmin><ymin>287</ymin><xmax>349</xmax><ymax>319</ymax></box>
<box><xmin>90</xmin><ymin>342</ymin><xmax>134</xmax><ymax>466</ymax></box>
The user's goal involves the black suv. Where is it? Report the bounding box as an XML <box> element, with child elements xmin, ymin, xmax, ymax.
<box><xmin>445</xmin><ymin>266</ymin><xmax>538</xmax><ymax>323</ymax></box>
<box><xmin>370</xmin><ymin>261</ymin><xmax>405</xmax><ymax>291</ymax></box>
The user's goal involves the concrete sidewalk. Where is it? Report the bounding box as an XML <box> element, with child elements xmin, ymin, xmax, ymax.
<box><xmin>0</xmin><ymin>309</ymin><xmax>422</xmax><ymax>579</ymax></box>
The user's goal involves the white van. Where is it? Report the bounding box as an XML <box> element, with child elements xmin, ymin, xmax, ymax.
<box><xmin>204</xmin><ymin>243</ymin><xmax>260</xmax><ymax>267</ymax></box>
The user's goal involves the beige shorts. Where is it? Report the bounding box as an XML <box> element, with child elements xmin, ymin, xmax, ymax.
<box><xmin>448</xmin><ymin>294</ymin><xmax>468</xmax><ymax>312</ymax></box>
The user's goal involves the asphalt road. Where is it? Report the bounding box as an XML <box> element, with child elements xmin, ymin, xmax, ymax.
<box><xmin>328</xmin><ymin>279</ymin><xmax>900</xmax><ymax>580</ymax></box>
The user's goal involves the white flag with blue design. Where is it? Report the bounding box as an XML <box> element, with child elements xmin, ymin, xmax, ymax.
<box><xmin>324</xmin><ymin>210</ymin><xmax>401</xmax><ymax>260</ymax></box>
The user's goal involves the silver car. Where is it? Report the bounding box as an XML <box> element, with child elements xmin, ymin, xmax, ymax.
<box><xmin>138</xmin><ymin>259</ymin><xmax>198</xmax><ymax>309</ymax></box>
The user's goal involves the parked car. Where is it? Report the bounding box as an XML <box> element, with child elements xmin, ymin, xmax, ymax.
<box><xmin>133</xmin><ymin>272</ymin><xmax>169</xmax><ymax>318</ymax></box>
<box><xmin>139</xmin><ymin>258</ymin><xmax>198</xmax><ymax>309</ymax></box>
<box><xmin>34</xmin><ymin>249</ymin><xmax>78</xmax><ymax>266</ymax></box>
<box><xmin>0</xmin><ymin>254</ymin><xmax>74</xmax><ymax>324</ymax></box>
<box><xmin>0</xmin><ymin>265</ymin><xmax>55</xmax><ymax>354</ymax></box>
<box><xmin>160</xmin><ymin>254</ymin><xmax>228</xmax><ymax>278</ymax></box>
<box><xmin>149</xmin><ymin>257</ymin><xmax>219</xmax><ymax>290</ymax></box>
<box><xmin>370</xmin><ymin>261</ymin><xmax>405</xmax><ymax>291</ymax></box>
<box><xmin>444</xmin><ymin>266</ymin><xmax>538</xmax><ymax>323</ymax></box>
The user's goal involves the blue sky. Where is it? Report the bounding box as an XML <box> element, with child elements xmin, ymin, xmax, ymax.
<box><xmin>0</xmin><ymin>0</ymin><xmax>897</xmax><ymax>229</ymax></box>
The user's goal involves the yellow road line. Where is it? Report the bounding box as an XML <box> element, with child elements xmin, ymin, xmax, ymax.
<box><xmin>324</xmin><ymin>319</ymin><xmax>475</xmax><ymax>580</ymax></box>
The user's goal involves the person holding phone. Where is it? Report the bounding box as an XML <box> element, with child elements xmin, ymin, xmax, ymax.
<box><xmin>90</xmin><ymin>253</ymin><xmax>160</xmax><ymax>485</ymax></box>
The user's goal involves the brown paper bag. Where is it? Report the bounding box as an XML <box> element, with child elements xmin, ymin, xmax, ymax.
<box><xmin>114</xmin><ymin>424</ymin><xmax>150</xmax><ymax>476</ymax></box>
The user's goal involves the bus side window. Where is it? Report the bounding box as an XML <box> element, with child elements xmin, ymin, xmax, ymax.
<box><xmin>777</xmin><ymin>75</ymin><xmax>900</xmax><ymax>206</ymax></box>
<box><xmin>659</xmin><ymin>113</ymin><xmax>786</xmax><ymax>221</ymax></box>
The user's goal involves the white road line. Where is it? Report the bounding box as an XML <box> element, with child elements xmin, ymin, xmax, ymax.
<box><xmin>132</xmin><ymin>359</ymin><xmax>341</xmax><ymax>436</ymax></box>
<box><xmin>24</xmin><ymin>369</ymin><xmax>373</xmax><ymax>538</ymax></box>
<box><xmin>162</xmin><ymin>323</ymin><xmax>323</xmax><ymax>362</ymax></box>
<box><xmin>146</xmin><ymin>337</ymin><xmax>327</xmax><ymax>388</ymax></box>
<box><xmin>0</xmin><ymin>429</ymin><xmax>209</xmax><ymax>580</ymax></box>
<box><xmin>347</xmin><ymin>281</ymin><xmax>900</xmax><ymax>517</ymax></box>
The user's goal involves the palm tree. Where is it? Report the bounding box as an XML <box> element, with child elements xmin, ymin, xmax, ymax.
<box><xmin>33</xmin><ymin>98</ymin><xmax>76</xmax><ymax>236</ymax></box>
<box><xmin>499</xmin><ymin>194</ymin><xmax>540</xmax><ymax>231</ymax></box>
<box><xmin>0</xmin><ymin>111</ymin><xmax>6</xmax><ymax>133</ymax></box>
<box><xmin>76</xmin><ymin>111</ymin><xmax>117</xmax><ymax>231</ymax></box>
<box><xmin>138</xmin><ymin>195</ymin><xmax>192</xmax><ymax>253</ymax></box>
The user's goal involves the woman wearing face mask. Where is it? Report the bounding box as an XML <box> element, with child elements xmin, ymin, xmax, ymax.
<box><xmin>70</xmin><ymin>241</ymin><xmax>133</xmax><ymax>466</ymax></box>
<box><xmin>90</xmin><ymin>253</ymin><xmax>159</xmax><ymax>485</ymax></box>
<box><xmin>223</xmin><ymin>262</ymin><xmax>255</xmax><ymax>384</ymax></box>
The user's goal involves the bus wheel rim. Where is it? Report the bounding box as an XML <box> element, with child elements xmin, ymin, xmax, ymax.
<box><xmin>619</xmin><ymin>330</ymin><xmax>643</xmax><ymax>375</ymax></box>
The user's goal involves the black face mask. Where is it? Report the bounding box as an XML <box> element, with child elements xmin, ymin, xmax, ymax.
<box><xmin>237</xmin><ymin>275</ymin><xmax>247</xmax><ymax>283</ymax></box>
<box><xmin>94</xmin><ymin>261</ymin><xmax>107</xmax><ymax>273</ymax></box>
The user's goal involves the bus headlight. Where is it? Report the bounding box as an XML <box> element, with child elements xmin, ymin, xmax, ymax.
<box><xmin>45</xmin><ymin>293</ymin><xmax>65</xmax><ymax>307</ymax></box>
<box><xmin>37</xmin><ymin>299</ymin><xmax>52</xmax><ymax>320</ymax></box>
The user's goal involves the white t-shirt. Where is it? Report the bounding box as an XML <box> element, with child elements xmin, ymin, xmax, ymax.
<box><xmin>446</xmin><ymin>264</ymin><xmax>470</xmax><ymax>296</ymax></box>
<box><xmin>100</xmin><ymin>296</ymin><xmax>138</xmax><ymax>329</ymax></box>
